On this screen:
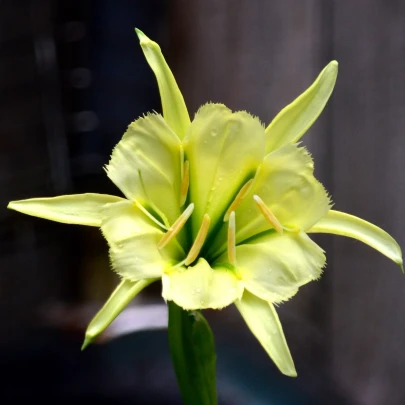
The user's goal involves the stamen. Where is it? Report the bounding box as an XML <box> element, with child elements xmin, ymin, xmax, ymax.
<box><xmin>185</xmin><ymin>214</ymin><xmax>211</xmax><ymax>265</ymax></box>
<box><xmin>228</xmin><ymin>211</ymin><xmax>237</xmax><ymax>265</ymax></box>
<box><xmin>134</xmin><ymin>200</ymin><xmax>168</xmax><ymax>230</ymax></box>
<box><xmin>180</xmin><ymin>160</ymin><xmax>190</xmax><ymax>207</ymax></box>
<box><xmin>224</xmin><ymin>179</ymin><xmax>253</xmax><ymax>221</ymax></box>
<box><xmin>158</xmin><ymin>203</ymin><xmax>194</xmax><ymax>249</ymax></box>
<box><xmin>253</xmin><ymin>195</ymin><xmax>283</xmax><ymax>234</ymax></box>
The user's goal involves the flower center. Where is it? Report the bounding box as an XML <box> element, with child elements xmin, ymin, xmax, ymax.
<box><xmin>155</xmin><ymin>169</ymin><xmax>288</xmax><ymax>268</ymax></box>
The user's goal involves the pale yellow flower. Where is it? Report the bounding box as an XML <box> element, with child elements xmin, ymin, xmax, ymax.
<box><xmin>8</xmin><ymin>29</ymin><xmax>402</xmax><ymax>377</ymax></box>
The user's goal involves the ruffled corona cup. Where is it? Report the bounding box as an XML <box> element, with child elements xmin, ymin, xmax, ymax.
<box><xmin>8</xmin><ymin>29</ymin><xmax>402</xmax><ymax>377</ymax></box>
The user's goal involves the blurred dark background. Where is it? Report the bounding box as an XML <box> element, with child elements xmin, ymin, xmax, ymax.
<box><xmin>1</xmin><ymin>0</ymin><xmax>404</xmax><ymax>404</ymax></box>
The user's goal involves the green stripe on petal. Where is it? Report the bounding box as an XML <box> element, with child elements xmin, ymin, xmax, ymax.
<box><xmin>265</xmin><ymin>61</ymin><xmax>338</xmax><ymax>154</ymax></box>
<box><xmin>8</xmin><ymin>194</ymin><xmax>123</xmax><ymax>226</ymax></box>
<box><xmin>162</xmin><ymin>258</ymin><xmax>242</xmax><ymax>310</ymax></box>
<box><xmin>135</xmin><ymin>28</ymin><xmax>190</xmax><ymax>139</ymax></box>
<box><xmin>184</xmin><ymin>103</ymin><xmax>265</xmax><ymax>239</ymax></box>
<box><xmin>308</xmin><ymin>210</ymin><xmax>403</xmax><ymax>271</ymax></box>
<box><xmin>101</xmin><ymin>201</ymin><xmax>182</xmax><ymax>282</ymax></box>
<box><xmin>235</xmin><ymin>290</ymin><xmax>297</xmax><ymax>377</ymax></box>
<box><xmin>216</xmin><ymin>231</ymin><xmax>325</xmax><ymax>303</ymax></box>
<box><xmin>106</xmin><ymin>113</ymin><xmax>182</xmax><ymax>226</ymax></box>
<box><xmin>82</xmin><ymin>278</ymin><xmax>155</xmax><ymax>349</ymax></box>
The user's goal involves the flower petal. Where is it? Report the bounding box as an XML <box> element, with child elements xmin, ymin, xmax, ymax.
<box><xmin>82</xmin><ymin>278</ymin><xmax>155</xmax><ymax>349</ymax></box>
<box><xmin>106</xmin><ymin>113</ymin><xmax>182</xmax><ymax>225</ymax></box>
<box><xmin>235</xmin><ymin>290</ymin><xmax>297</xmax><ymax>377</ymax></box>
<box><xmin>102</xmin><ymin>200</ymin><xmax>182</xmax><ymax>282</ymax></box>
<box><xmin>240</xmin><ymin>144</ymin><xmax>330</xmax><ymax>241</ymax></box>
<box><xmin>101</xmin><ymin>200</ymin><xmax>162</xmax><ymax>243</ymax></box>
<box><xmin>265</xmin><ymin>61</ymin><xmax>338</xmax><ymax>153</ymax></box>
<box><xmin>217</xmin><ymin>231</ymin><xmax>325</xmax><ymax>303</ymax></box>
<box><xmin>210</xmin><ymin>144</ymin><xmax>330</xmax><ymax>257</ymax></box>
<box><xmin>308</xmin><ymin>210</ymin><xmax>403</xmax><ymax>271</ymax></box>
<box><xmin>110</xmin><ymin>234</ymin><xmax>171</xmax><ymax>281</ymax></box>
<box><xmin>7</xmin><ymin>194</ymin><xmax>123</xmax><ymax>226</ymax></box>
<box><xmin>135</xmin><ymin>28</ymin><xmax>190</xmax><ymax>139</ymax></box>
<box><xmin>183</xmin><ymin>103</ymin><xmax>265</xmax><ymax>238</ymax></box>
<box><xmin>162</xmin><ymin>258</ymin><xmax>242</xmax><ymax>310</ymax></box>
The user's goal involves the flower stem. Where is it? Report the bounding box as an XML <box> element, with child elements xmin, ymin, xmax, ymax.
<box><xmin>168</xmin><ymin>302</ymin><xmax>218</xmax><ymax>405</ymax></box>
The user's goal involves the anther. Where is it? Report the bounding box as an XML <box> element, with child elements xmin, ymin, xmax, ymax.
<box><xmin>180</xmin><ymin>160</ymin><xmax>190</xmax><ymax>207</ymax></box>
<box><xmin>158</xmin><ymin>203</ymin><xmax>194</xmax><ymax>249</ymax></box>
<box><xmin>228</xmin><ymin>211</ymin><xmax>237</xmax><ymax>266</ymax></box>
<box><xmin>185</xmin><ymin>214</ymin><xmax>210</xmax><ymax>265</ymax></box>
<box><xmin>253</xmin><ymin>195</ymin><xmax>283</xmax><ymax>234</ymax></box>
<box><xmin>224</xmin><ymin>179</ymin><xmax>254</xmax><ymax>221</ymax></box>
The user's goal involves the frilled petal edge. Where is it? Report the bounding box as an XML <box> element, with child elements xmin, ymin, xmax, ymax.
<box><xmin>101</xmin><ymin>200</ymin><xmax>183</xmax><ymax>282</ymax></box>
<box><xmin>106</xmin><ymin>113</ymin><xmax>182</xmax><ymax>226</ymax></box>
<box><xmin>183</xmin><ymin>103</ymin><xmax>265</xmax><ymax>239</ymax></box>
<box><xmin>216</xmin><ymin>231</ymin><xmax>325</xmax><ymax>303</ymax></box>
<box><xmin>162</xmin><ymin>258</ymin><xmax>243</xmax><ymax>310</ymax></box>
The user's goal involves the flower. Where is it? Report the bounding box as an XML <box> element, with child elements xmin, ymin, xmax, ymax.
<box><xmin>8</xmin><ymin>29</ymin><xmax>402</xmax><ymax>377</ymax></box>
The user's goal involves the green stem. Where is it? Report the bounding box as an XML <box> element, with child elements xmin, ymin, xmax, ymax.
<box><xmin>168</xmin><ymin>302</ymin><xmax>218</xmax><ymax>405</ymax></box>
